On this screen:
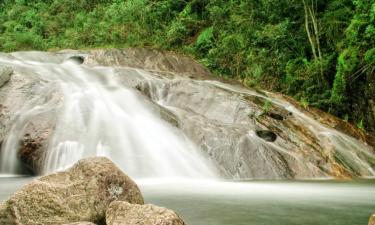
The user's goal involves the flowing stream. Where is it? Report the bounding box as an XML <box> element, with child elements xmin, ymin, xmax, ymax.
<box><xmin>0</xmin><ymin>54</ymin><xmax>216</xmax><ymax>178</ymax></box>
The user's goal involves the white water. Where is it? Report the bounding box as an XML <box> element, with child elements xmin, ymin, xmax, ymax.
<box><xmin>0</xmin><ymin>56</ymin><xmax>217</xmax><ymax>178</ymax></box>
<box><xmin>0</xmin><ymin>52</ymin><xmax>374</xmax><ymax>179</ymax></box>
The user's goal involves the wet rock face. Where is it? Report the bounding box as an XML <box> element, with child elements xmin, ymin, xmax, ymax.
<box><xmin>17</xmin><ymin>133</ymin><xmax>49</xmax><ymax>174</ymax></box>
<box><xmin>106</xmin><ymin>201</ymin><xmax>186</xmax><ymax>225</ymax></box>
<box><xmin>149</xmin><ymin>80</ymin><xmax>374</xmax><ymax>179</ymax></box>
<box><xmin>80</xmin><ymin>48</ymin><xmax>375</xmax><ymax>179</ymax></box>
<box><xmin>83</xmin><ymin>48</ymin><xmax>212</xmax><ymax>80</ymax></box>
<box><xmin>0</xmin><ymin>61</ymin><xmax>61</xmax><ymax>174</ymax></box>
<box><xmin>0</xmin><ymin>66</ymin><xmax>12</xmax><ymax>87</ymax></box>
<box><xmin>0</xmin><ymin>157</ymin><xmax>144</xmax><ymax>225</ymax></box>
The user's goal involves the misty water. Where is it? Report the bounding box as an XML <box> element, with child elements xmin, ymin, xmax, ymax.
<box><xmin>0</xmin><ymin>177</ymin><xmax>374</xmax><ymax>225</ymax></box>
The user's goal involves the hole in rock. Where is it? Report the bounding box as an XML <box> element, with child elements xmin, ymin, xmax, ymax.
<box><xmin>268</xmin><ymin>112</ymin><xmax>284</xmax><ymax>121</ymax></box>
<box><xmin>256</xmin><ymin>130</ymin><xmax>277</xmax><ymax>142</ymax></box>
<box><xmin>67</xmin><ymin>56</ymin><xmax>85</xmax><ymax>64</ymax></box>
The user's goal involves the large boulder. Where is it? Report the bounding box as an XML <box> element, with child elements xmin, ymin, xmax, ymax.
<box><xmin>0</xmin><ymin>157</ymin><xmax>144</xmax><ymax>225</ymax></box>
<box><xmin>106</xmin><ymin>201</ymin><xmax>186</xmax><ymax>225</ymax></box>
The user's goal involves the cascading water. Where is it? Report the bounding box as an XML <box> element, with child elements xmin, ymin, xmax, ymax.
<box><xmin>0</xmin><ymin>54</ymin><xmax>217</xmax><ymax>178</ymax></box>
<box><xmin>0</xmin><ymin>50</ymin><xmax>374</xmax><ymax>180</ymax></box>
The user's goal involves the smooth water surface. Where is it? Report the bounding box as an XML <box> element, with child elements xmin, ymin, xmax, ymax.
<box><xmin>1</xmin><ymin>177</ymin><xmax>374</xmax><ymax>225</ymax></box>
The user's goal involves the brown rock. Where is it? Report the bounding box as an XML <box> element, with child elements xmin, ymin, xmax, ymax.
<box><xmin>0</xmin><ymin>157</ymin><xmax>144</xmax><ymax>225</ymax></box>
<box><xmin>369</xmin><ymin>214</ymin><xmax>375</xmax><ymax>225</ymax></box>
<box><xmin>17</xmin><ymin>133</ymin><xmax>48</xmax><ymax>174</ymax></box>
<box><xmin>106</xmin><ymin>201</ymin><xmax>187</xmax><ymax>225</ymax></box>
<box><xmin>63</xmin><ymin>222</ymin><xmax>97</xmax><ymax>225</ymax></box>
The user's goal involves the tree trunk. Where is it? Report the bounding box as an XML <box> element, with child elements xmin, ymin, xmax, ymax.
<box><xmin>302</xmin><ymin>0</ymin><xmax>317</xmax><ymax>60</ymax></box>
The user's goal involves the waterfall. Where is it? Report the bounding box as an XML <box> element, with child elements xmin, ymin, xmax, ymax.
<box><xmin>0</xmin><ymin>51</ymin><xmax>373</xmax><ymax>180</ymax></box>
<box><xmin>0</xmin><ymin>54</ymin><xmax>217</xmax><ymax>178</ymax></box>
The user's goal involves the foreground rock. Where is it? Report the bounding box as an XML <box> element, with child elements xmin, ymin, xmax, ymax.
<box><xmin>0</xmin><ymin>157</ymin><xmax>144</xmax><ymax>225</ymax></box>
<box><xmin>106</xmin><ymin>201</ymin><xmax>186</xmax><ymax>225</ymax></box>
<box><xmin>369</xmin><ymin>214</ymin><xmax>375</xmax><ymax>225</ymax></box>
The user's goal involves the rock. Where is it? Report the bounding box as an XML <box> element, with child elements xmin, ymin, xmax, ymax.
<box><xmin>0</xmin><ymin>157</ymin><xmax>144</xmax><ymax>225</ymax></box>
<box><xmin>256</xmin><ymin>130</ymin><xmax>277</xmax><ymax>142</ymax></box>
<box><xmin>63</xmin><ymin>222</ymin><xmax>97</xmax><ymax>225</ymax></box>
<box><xmin>84</xmin><ymin>48</ymin><xmax>212</xmax><ymax>79</ymax></box>
<box><xmin>67</xmin><ymin>56</ymin><xmax>85</xmax><ymax>64</ymax></box>
<box><xmin>369</xmin><ymin>214</ymin><xmax>375</xmax><ymax>225</ymax></box>
<box><xmin>106</xmin><ymin>201</ymin><xmax>186</xmax><ymax>225</ymax></box>
<box><xmin>268</xmin><ymin>112</ymin><xmax>284</xmax><ymax>121</ymax></box>
<box><xmin>0</xmin><ymin>66</ymin><xmax>12</xmax><ymax>87</ymax></box>
<box><xmin>17</xmin><ymin>131</ymin><xmax>50</xmax><ymax>174</ymax></box>
<box><xmin>0</xmin><ymin>63</ymin><xmax>61</xmax><ymax>174</ymax></box>
<box><xmin>134</xmin><ymin>76</ymin><xmax>375</xmax><ymax>179</ymax></box>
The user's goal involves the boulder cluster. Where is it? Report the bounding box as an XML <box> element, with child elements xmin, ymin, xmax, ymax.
<box><xmin>0</xmin><ymin>157</ymin><xmax>186</xmax><ymax>225</ymax></box>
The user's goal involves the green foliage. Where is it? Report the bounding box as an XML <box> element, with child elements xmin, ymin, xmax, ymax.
<box><xmin>0</xmin><ymin>0</ymin><xmax>374</xmax><ymax>130</ymax></box>
<box><xmin>300</xmin><ymin>98</ymin><xmax>310</xmax><ymax>109</ymax></box>
<box><xmin>357</xmin><ymin>118</ymin><xmax>365</xmax><ymax>130</ymax></box>
<box><xmin>331</xmin><ymin>48</ymin><xmax>359</xmax><ymax>106</ymax></box>
<box><xmin>195</xmin><ymin>26</ymin><xmax>213</xmax><ymax>51</ymax></box>
<box><xmin>262</xmin><ymin>100</ymin><xmax>272</xmax><ymax>114</ymax></box>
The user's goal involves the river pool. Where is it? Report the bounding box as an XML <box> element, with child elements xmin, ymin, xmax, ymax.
<box><xmin>1</xmin><ymin>177</ymin><xmax>374</xmax><ymax>225</ymax></box>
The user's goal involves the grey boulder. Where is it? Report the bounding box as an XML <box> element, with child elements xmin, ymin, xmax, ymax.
<box><xmin>106</xmin><ymin>201</ymin><xmax>186</xmax><ymax>225</ymax></box>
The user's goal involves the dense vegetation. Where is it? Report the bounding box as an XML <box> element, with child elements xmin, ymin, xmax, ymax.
<box><xmin>0</xmin><ymin>0</ymin><xmax>374</xmax><ymax>131</ymax></box>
